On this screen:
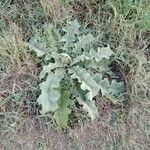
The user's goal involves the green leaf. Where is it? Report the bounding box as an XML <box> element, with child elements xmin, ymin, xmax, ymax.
<box><xmin>54</xmin><ymin>86</ymin><xmax>71</xmax><ymax>128</ymax></box>
<box><xmin>61</xmin><ymin>19</ymin><xmax>80</xmax><ymax>51</ymax></box>
<box><xmin>91</xmin><ymin>46</ymin><xmax>114</xmax><ymax>61</ymax></box>
<box><xmin>78</xmin><ymin>99</ymin><xmax>98</xmax><ymax>120</ymax></box>
<box><xmin>87</xmin><ymin>59</ymin><xmax>111</xmax><ymax>72</ymax></box>
<box><xmin>44</xmin><ymin>24</ymin><xmax>61</xmax><ymax>56</ymax></box>
<box><xmin>94</xmin><ymin>74</ymin><xmax>124</xmax><ymax>102</ymax></box>
<box><xmin>108</xmin><ymin>80</ymin><xmax>124</xmax><ymax>95</ymax></box>
<box><xmin>38</xmin><ymin>70</ymin><xmax>65</xmax><ymax>114</ymax></box>
<box><xmin>59</xmin><ymin>53</ymin><xmax>72</xmax><ymax>64</ymax></box>
<box><xmin>76</xmin><ymin>85</ymin><xmax>98</xmax><ymax>120</ymax></box>
<box><xmin>39</xmin><ymin>62</ymin><xmax>62</xmax><ymax>79</ymax></box>
<box><xmin>74</xmin><ymin>45</ymin><xmax>114</xmax><ymax>63</ymax></box>
<box><xmin>69</xmin><ymin>66</ymin><xmax>100</xmax><ymax>101</ymax></box>
<box><xmin>74</xmin><ymin>34</ymin><xmax>95</xmax><ymax>54</ymax></box>
<box><xmin>27</xmin><ymin>38</ymin><xmax>46</xmax><ymax>57</ymax></box>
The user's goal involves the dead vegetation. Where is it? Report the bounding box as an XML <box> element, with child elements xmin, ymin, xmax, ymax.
<box><xmin>0</xmin><ymin>0</ymin><xmax>150</xmax><ymax>149</ymax></box>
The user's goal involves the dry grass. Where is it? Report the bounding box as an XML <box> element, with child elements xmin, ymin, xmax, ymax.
<box><xmin>39</xmin><ymin>0</ymin><xmax>70</xmax><ymax>21</ymax></box>
<box><xmin>0</xmin><ymin>0</ymin><xmax>150</xmax><ymax>150</ymax></box>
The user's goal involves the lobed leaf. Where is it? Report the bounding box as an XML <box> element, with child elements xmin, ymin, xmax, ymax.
<box><xmin>94</xmin><ymin>74</ymin><xmax>124</xmax><ymax>102</ymax></box>
<box><xmin>39</xmin><ymin>62</ymin><xmax>63</xmax><ymax>79</ymax></box>
<box><xmin>78</xmin><ymin>99</ymin><xmax>98</xmax><ymax>120</ymax></box>
<box><xmin>74</xmin><ymin>45</ymin><xmax>114</xmax><ymax>63</ymax></box>
<box><xmin>38</xmin><ymin>70</ymin><xmax>65</xmax><ymax>114</ymax></box>
<box><xmin>74</xmin><ymin>34</ymin><xmax>95</xmax><ymax>54</ymax></box>
<box><xmin>61</xmin><ymin>19</ymin><xmax>80</xmax><ymax>51</ymax></box>
<box><xmin>90</xmin><ymin>46</ymin><xmax>114</xmax><ymax>61</ymax></box>
<box><xmin>54</xmin><ymin>86</ymin><xmax>71</xmax><ymax>128</ymax></box>
<box><xmin>76</xmin><ymin>85</ymin><xmax>98</xmax><ymax>120</ymax></box>
<box><xmin>27</xmin><ymin>38</ymin><xmax>46</xmax><ymax>57</ymax></box>
<box><xmin>69</xmin><ymin>66</ymin><xmax>100</xmax><ymax>101</ymax></box>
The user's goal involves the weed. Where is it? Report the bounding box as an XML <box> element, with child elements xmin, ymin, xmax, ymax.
<box><xmin>27</xmin><ymin>20</ymin><xmax>125</xmax><ymax>128</ymax></box>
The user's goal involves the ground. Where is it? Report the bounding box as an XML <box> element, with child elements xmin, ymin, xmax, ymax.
<box><xmin>0</xmin><ymin>0</ymin><xmax>150</xmax><ymax>150</ymax></box>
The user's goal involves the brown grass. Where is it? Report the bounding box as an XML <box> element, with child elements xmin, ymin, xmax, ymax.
<box><xmin>0</xmin><ymin>0</ymin><xmax>150</xmax><ymax>150</ymax></box>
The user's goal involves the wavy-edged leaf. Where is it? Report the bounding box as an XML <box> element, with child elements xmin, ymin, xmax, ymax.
<box><xmin>39</xmin><ymin>62</ymin><xmax>63</xmax><ymax>79</ymax></box>
<box><xmin>69</xmin><ymin>66</ymin><xmax>100</xmax><ymax>101</ymax></box>
<box><xmin>74</xmin><ymin>34</ymin><xmax>95</xmax><ymax>54</ymax></box>
<box><xmin>76</xmin><ymin>85</ymin><xmax>98</xmax><ymax>120</ymax></box>
<box><xmin>61</xmin><ymin>19</ymin><xmax>80</xmax><ymax>51</ymax></box>
<box><xmin>38</xmin><ymin>70</ymin><xmax>65</xmax><ymax>114</ymax></box>
<box><xmin>94</xmin><ymin>74</ymin><xmax>124</xmax><ymax>103</ymax></box>
<box><xmin>79</xmin><ymin>99</ymin><xmax>98</xmax><ymax>120</ymax></box>
<box><xmin>44</xmin><ymin>24</ymin><xmax>61</xmax><ymax>48</ymax></box>
<box><xmin>44</xmin><ymin>24</ymin><xmax>61</xmax><ymax>58</ymax></box>
<box><xmin>89</xmin><ymin>46</ymin><xmax>114</xmax><ymax>61</ymax></box>
<box><xmin>108</xmin><ymin>80</ymin><xmax>124</xmax><ymax>95</ymax></box>
<box><xmin>74</xmin><ymin>45</ymin><xmax>114</xmax><ymax>63</ymax></box>
<box><xmin>27</xmin><ymin>38</ymin><xmax>46</xmax><ymax>57</ymax></box>
<box><xmin>87</xmin><ymin>59</ymin><xmax>111</xmax><ymax>72</ymax></box>
<box><xmin>54</xmin><ymin>86</ymin><xmax>71</xmax><ymax>128</ymax></box>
